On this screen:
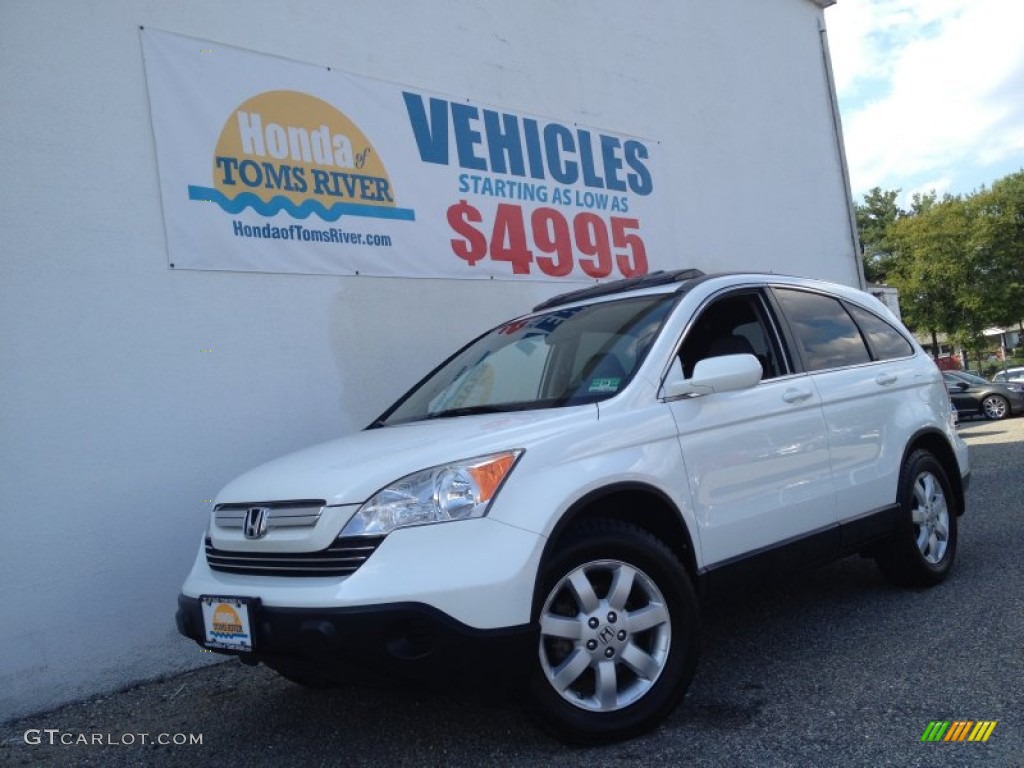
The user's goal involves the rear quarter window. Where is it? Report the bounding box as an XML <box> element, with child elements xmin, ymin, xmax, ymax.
<box><xmin>845</xmin><ymin>303</ymin><xmax>914</xmax><ymax>361</ymax></box>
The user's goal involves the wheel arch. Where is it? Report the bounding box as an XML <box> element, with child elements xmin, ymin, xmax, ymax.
<box><xmin>902</xmin><ymin>428</ymin><xmax>966</xmax><ymax>516</ymax></box>
<box><xmin>538</xmin><ymin>483</ymin><xmax>699</xmax><ymax>587</ymax></box>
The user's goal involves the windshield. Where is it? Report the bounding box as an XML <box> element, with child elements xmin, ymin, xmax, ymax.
<box><xmin>377</xmin><ymin>294</ymin><xmax>676</xmax><ymax>426</ymax></box>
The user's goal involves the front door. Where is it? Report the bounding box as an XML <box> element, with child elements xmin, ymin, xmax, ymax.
<box><xmin>666</xmin><ymin>290</ymin><xmax>836</xmax><ymax>570</ymax></box>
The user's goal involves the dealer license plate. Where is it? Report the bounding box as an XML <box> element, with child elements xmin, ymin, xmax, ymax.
<box><xmin>200</xmin><ymin>595</ymin><xmax>257</xmax><ymax>651</ymax></box>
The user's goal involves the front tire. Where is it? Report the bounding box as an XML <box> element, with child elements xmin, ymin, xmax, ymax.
<box><xmin>982</xmin><ymin>394</ymin><xmax>1009</xmax><ymax>420</ymax></box>
<box><xmin>875</xmin><ymin>450</ymin><xmax>958</xmax><ymax>587</ymax></box>
<box><xmin>526</xmin><ymin>519</ymin><xmax>699</xmax><ymax>744</ymax></box>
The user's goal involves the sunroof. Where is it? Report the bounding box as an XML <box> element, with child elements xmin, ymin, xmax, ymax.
<box><xmin>533</xmin><ymin>269</ymin><xmax>706</xmax><ymax>311</ymax></box>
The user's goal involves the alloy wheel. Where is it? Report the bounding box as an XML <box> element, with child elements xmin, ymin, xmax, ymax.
<box><xmin>982</xmin><ymin>395</ymin><xmax>1008</xmax><ymax>419</ymax></box>
<box><xmin>538</xmin><ymin>559</ymin><xmax>671</xmax><ymax>712</ymax></box>
<box><xmin>910</xmin><ymin>470</ymin><xmax>950</xmax><ymax>564</ymax></box>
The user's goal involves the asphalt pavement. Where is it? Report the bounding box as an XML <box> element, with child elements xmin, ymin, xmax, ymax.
<box><xmin>3</xmin><ymin>417</ymin><xmax>1023</xmax><ymax>767</ymax></box>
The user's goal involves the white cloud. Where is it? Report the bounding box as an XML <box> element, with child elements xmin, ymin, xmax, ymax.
<box><xmin>827</xmin><ymin>0</ymin><xmax>963</xmax><ymax>96</ymax></box>
<box><xmin>826</xmin><ymin>0</ymin><xmax>1024</xmax><ymax>198</ymax></box>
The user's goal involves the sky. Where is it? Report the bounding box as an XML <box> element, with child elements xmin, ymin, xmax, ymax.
<box><xmin>824</xmin><ymin>0</ymin><xmax>1024</xmax><ymax>207</ymax></box>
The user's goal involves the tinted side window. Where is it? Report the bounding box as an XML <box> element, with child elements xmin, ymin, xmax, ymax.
<box><xmin>775</xmin><ymin>288</ymin><xmax>871</xmax><ymax>371</ymax></box>
<box><xmin>845</xmin><ymin>304</ymin><xmax>914</xmax><ymax>360</ymax></box>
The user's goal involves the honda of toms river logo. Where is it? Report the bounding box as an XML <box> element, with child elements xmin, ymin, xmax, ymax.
<box><xmin>210</xmin><ymin>603</ymin><xmax>248</xmax><ymax>642</ymax></box>
<box><xmin>187</xmin><ymin>90</ymin><xmax>415</xmax><ymax>224</ymax></box>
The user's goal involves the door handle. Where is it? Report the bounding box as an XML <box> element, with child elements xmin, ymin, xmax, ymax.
<box><xmin>876</xmin><ymin>372</ymin><xmax>897</xmax><ymax>386</ymax></box>
<box><xmin>782</xmin><ymin>388</ymin><xmax>813</xmax><ymax>404</ymax></box>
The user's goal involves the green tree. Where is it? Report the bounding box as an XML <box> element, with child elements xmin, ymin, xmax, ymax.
<box><xmin>970</xmin><ymin>171</ymin><xmax>1024</xmax><ymax>329</ymax></box>
<box><xmin>854</xmin><ymin>187</ymin><xmax>903</xmax><ymax>283</ymax></box>
<box><xmin>885</xmin><ymin>196</ymin><xmax>976</xmax><ymax>356</ymax></box>
<box><xmin>854</xmin><ymin>171</ymin><xmax>1024</xmax><ymax>363</ymax></box>
<box><xmin>908</xmin><ymin>191</ymin><xmax>940</xmax><ymax>215</ymax></box>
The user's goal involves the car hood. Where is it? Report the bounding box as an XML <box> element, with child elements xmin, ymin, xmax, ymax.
<box><xmin>217</xmin><ymin>405</ymin><xmax>598</xmax><ymax>505</ymax></box>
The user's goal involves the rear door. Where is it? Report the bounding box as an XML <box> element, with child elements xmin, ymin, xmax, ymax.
<box><xmin>771</xmin><ymin>287</ymin><xmax>920</xmax><ymax>522</ymax></box>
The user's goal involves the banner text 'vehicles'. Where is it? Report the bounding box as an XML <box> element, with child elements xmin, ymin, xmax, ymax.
<box><xmin>403</xmin><ymin>93</ymin><xmax>653</xmax><ymax>195</ymax></box>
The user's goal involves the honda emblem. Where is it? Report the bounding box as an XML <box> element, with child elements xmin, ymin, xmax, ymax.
<box><xmin>243</xmin><ymin>507</ymin><xmax>270</xmax><ymax>539</ymax></box>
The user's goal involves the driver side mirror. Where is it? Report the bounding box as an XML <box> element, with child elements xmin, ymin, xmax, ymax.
<box><xmin>660</xmin><ymin>354</ymin><xmax>763</xmax><ymax>400</ymax></box>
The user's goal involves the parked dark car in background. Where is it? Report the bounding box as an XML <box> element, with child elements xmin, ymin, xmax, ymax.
<box><xmin>991</xmin><ymin>366</ymin><xmax>1024</xmax><ymax>384</ymax></box>
<box><xmin>943</xmin><ymin>371</ymin><xmax>1024</xmax><ymax>420</ymax></box>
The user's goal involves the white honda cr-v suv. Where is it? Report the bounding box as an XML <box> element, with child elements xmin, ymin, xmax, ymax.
<box><xmin>177</xmin><ymin>269</ymin><xmax>970</xmax><ymax>743</ymax></box>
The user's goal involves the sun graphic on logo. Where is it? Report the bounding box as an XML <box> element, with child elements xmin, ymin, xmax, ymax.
<box><xmin>213</xmin><ymin>90</ymin><xmax>395</xmax><ymax>210</ymax></box>
<box><xmin>212</xmin><ymin>604</ymin><xmax>243</xmax><ymax>634</ymax></box>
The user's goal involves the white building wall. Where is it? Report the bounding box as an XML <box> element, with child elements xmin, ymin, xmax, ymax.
<box><xmin>0</xmin><ymin>0</ymin><xmax>857</xmax><ymax>719</ymax></box>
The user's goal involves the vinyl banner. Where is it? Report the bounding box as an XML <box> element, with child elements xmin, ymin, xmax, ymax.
<box><xmin>141</xmin><ymin>29</ymin><xmax>671</xmax><ymax>282</ymax></box>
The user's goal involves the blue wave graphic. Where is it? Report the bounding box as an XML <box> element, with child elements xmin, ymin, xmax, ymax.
<box><xmin>189</xmin><ymin>186</ymin><xmax>415</xmax><ymax>222</ymax></box>
<box><xmin>209</xmin><ymin>631</ymin><xmax>250</xmax><ymax>639</ymax></box>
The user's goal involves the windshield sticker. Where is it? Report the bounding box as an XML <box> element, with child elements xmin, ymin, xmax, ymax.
<box><xmin>497</xmin><ymin>307</ymin><xmax>584</xmax><ymax>336</ymax></box>
<box><xmin>588</xmin><ymin>377</ymin><xmax>621</xmax><ymax>393</ymax></box>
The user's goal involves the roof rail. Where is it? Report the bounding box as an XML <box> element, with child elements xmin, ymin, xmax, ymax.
<box><xmin>532</xmin><ymin>269</ymin><xmax>706</xmax><ymax>311</ymax></box>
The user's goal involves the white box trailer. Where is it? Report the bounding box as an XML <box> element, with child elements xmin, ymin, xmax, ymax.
<box><xmin>0</xmin><ymin>0</ymin><xmax>856</xmax><ymax>720</ymax></box>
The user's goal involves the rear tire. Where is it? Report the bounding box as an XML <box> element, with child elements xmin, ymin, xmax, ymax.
<box><xmin>875</xmin><ymin>450</ymin><xmax>958</xmax><ymax>587</ymax></box>
<box><xmin>525</xmin><ymin>519</ymin><xmax>699</xmax><ymax>744</ymax></box>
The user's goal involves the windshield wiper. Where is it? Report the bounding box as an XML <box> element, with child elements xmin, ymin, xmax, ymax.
<box><xmin>423</xmin><ymin>403</ymin><xmax>535</xmax><ymax>420</ymax></box>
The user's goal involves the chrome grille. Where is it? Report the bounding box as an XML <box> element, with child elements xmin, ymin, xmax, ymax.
<box><xmin>214</xmin><ymin>500</ymin><xmax>324</xmax><ymax>530</ymax></box>
<box><xmin>204</xmin><ymin>535</ymin><xmax>385</xmax><ymax>577</ymax></box>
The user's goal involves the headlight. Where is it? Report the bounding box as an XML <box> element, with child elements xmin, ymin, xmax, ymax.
<box><xmin>340</xmin><ymin>450</ymin><xmax>523</xmax><ymax>536</ymax></box>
